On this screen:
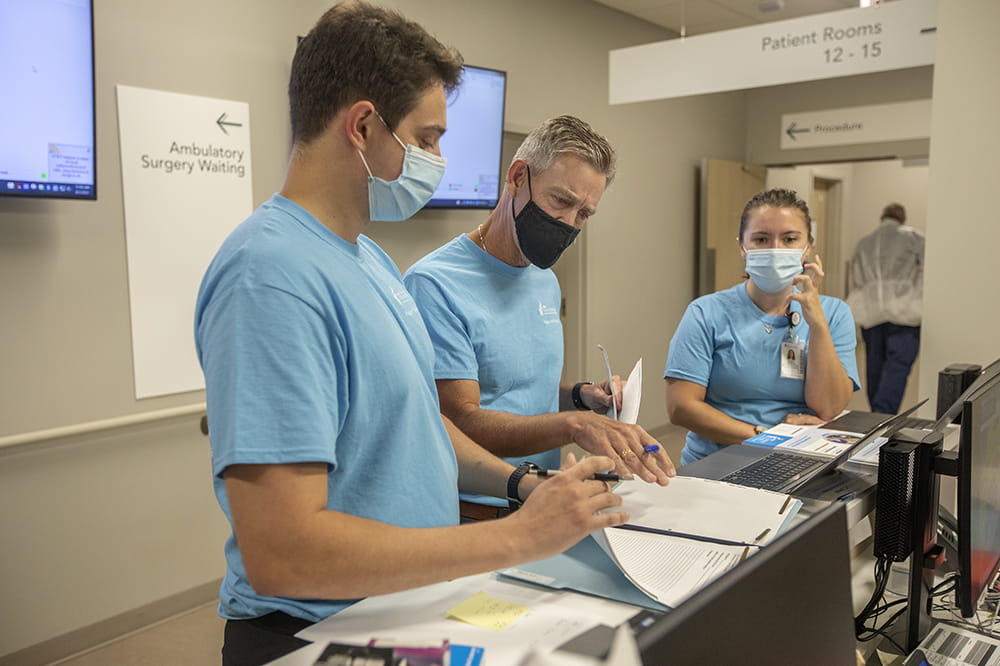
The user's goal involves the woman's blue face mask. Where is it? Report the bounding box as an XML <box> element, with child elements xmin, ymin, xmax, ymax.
<box><xmin>743</xmin><ymin>248</ymin><xmax>805</xmax><ymax>292</ymax></box>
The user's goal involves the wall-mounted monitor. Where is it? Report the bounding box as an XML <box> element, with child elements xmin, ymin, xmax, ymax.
<box><xmin>0</xmin><ymin>0</ymin><xmax>96</xmax><ymax>200</ymax></box>
<box><xmin>425</xmin><ymin>65</ymin><xmax>506</xmax><ymax>210</ymax></box>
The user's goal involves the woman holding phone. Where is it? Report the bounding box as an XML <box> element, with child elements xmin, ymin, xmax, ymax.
<box><xmin>664</xmin><ymin>188</ymin><xmax>860</xmax><ymax>465</ymax></box>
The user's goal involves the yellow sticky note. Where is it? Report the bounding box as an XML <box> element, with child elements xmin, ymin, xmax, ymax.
<box><xmin>446</xmin><ymin>591</ymin><xmax>531</xmax><ymax>631</ymax></box>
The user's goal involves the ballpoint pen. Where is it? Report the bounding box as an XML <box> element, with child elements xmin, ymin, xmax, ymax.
<box><xmin>597</xmin><ymin>344</ymin><xmax>618</xmax><ymax>421</ymax></box>
<box><xmin>526</xmin><ymin>469</ymin><xmax>635</xmax><ymax>483</ymax></box>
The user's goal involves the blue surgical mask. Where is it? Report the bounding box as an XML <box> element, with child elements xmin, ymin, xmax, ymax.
<box><xmin>744</xmin><ymin>248</ymin><xmax>805</xmax><ymax>292</ymax></box>
<box><xmin>358</xmin><ymin>114</ymin><xmax>447</xmax><ymax>222</ymax></box>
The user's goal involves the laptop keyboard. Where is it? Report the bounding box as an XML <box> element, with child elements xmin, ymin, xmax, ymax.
<box><xmin>897</xmin><ymin>416</ymin><xmax>936</xmax><ymax>430</ymax></box>
<box><xmin>721</xmin><ymin>451</ymin><xmax>825</xmax><ymax>492</ymax></box>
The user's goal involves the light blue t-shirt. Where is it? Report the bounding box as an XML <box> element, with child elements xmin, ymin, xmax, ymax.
<box><xmin>664</xmin><ymin>283</ymin><xmax>860</xmax><ymax>465</ymax></box>
<box><xmin>195</xmin><ymin>194</ymin><xmax>459</xmax><ymax>622</ymax></box>
<box><xmin>404</xmin><ymin>234</ymin><xmax>562</xmax><ymax>505</ymax></box>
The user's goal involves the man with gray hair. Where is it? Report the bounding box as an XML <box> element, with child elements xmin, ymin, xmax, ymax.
<box><xmin>405</xmin><ymin>116</ymin><xmax>675</xmax><ymax>521</ymax></box>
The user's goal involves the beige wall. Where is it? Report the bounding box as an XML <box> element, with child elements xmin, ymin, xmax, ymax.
<box><xmin>0</xmin><ymin>0</ymin><xmax>744</xmax><ymax>657</ymax></box>
<box><xmin>919</xmin><ymin>0</ymin><xmax>1000</xmax><ymax>410</ymax></box>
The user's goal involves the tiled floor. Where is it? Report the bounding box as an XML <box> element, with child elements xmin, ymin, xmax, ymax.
<box><xmin>53</xmin><ymin>602</ymin><xmax>225</xmax><ymax>666</ymax></box>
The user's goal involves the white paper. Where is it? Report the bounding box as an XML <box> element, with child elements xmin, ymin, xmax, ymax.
<box><xmin>593</xmin><ymin>477</ymin><xmax>800</xmax><ymax>608</ymax></box>
<box><xmin>597</xmin><ymin>527</ymin><xmax>749</xmax><ymax>608</ymax></box>
<box><xmin>614</xmin><ymin>476</ymin><xmax>792</xmax><ymax>545</ymax></box>
<box><xmin>294</xmin><ymin>573</ymin><xmax>637</xmax><ymax>664</ymax></box>
<box><xmin>617</xmin><ymin>359</ymin><xmax>642</xmax><ymax>425</ymax></box>
<box><xmin>762</xmin><ymin>424</ymin><xmax>886</xmax><ymax>465</ymax></box>
<box><xmin>596</xmin><ymin>344</ymin><xmax>642</xmax><ymax>424</ymax></box>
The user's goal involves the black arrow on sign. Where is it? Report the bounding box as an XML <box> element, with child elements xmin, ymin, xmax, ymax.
<box><xmin>786</xmin><ymin>122</ymin><xmax>810</xmax><ymax>141</ymax></box>
<box><xmin>216</xmin><ymin>112</ymin><xmax>242</xmax><ymax>135</ymax></box>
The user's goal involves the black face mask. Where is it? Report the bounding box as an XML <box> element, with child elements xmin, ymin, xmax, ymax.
<box><xmin>513</xmin><ymin>167</ymin><xmax>580</xmax><ymax>269</ymax></box>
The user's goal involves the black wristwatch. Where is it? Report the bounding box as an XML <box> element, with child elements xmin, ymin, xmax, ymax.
<box><xmin>571</xmin><ymin>382</ymin><xmax>592</xmax><ymax>410</ymax></box>
<box><xmin>507</xmin><ymin>461</ymin><xmax>540</xmax><ymax>512</ymax></box>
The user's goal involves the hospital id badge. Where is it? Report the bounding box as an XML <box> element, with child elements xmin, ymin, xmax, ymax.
<box><xmin>780</xmin><ymin>340</ymin><xmax>805</xmax><ymax>379</ymax></box>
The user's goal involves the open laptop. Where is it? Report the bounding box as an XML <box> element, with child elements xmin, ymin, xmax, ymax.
<box><xmin>822</xmin><ymin>359</ymin><xmax>1000</xmax><ymax>435</ymax></box>
<box><xmin>692</xmin><ymin>400</ymin><xmax>926</xmax><ymax>494</ymax></box>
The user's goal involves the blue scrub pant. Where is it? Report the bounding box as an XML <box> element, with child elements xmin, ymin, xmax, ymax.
<box><xmin>861</xmin><ymin>323</ymin><xmax>921</xmax><ymax>414</ymax></box>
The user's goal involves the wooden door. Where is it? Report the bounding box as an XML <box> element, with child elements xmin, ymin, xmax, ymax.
<box><xmin>698</xmin><ymin>158</ymin><xmax>766</xmax><ymax>296</ymax></box>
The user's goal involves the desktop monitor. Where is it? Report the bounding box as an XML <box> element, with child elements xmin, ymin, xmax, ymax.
<box><xmin>425</xmin><ymin>65</ymin><xmax>506</xmax><ymax>210</ymax></box>
<box><xmin>956</xmin><ymin>371</ymin><xmax>1000</xmax><ymax>617</ymax></box>
<box><xmin>0</xmin><ymin>0</ymin><xmax>97</xmax><ymax>200</ymax></box>
<box><xmin>635</xmin><ymin>502</ymin><xmax>857</xmax><ymax>665</ymax></box>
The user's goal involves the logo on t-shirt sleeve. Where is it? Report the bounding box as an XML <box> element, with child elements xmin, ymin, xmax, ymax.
<box><xmin>392</xmin><ymin>287</ymin><xmax>419</xmax><ymax>317</ymax></box>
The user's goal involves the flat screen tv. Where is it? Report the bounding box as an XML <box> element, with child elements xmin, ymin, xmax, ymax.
<box><xmin>0</xmin><ymin>0</ymin><xmax>96</xmax><ymax>200</ymax></box>
<box><xmin>425</xmin><ymin>65</ymin><xmax>506</xmax><ymax>210</ymax></box>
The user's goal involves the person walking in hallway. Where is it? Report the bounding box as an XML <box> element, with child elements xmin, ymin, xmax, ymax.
<box><xmin>847</xmin><ymin>203</ymin><xmax>924</xmax><ymax>414</ymax></box>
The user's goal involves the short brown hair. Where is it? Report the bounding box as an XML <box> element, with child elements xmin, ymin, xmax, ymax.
<box><xmin>289</xmin><ymin>2</ymin><xmax>464</xmax><ymax>145</ymax></box>
<box><xmin>738</xmin><ymin>188</ymin><xmax>813</xmax><ymax>244</ymax></box>
<box><xmin>881</xmin><ymin>203</ymin><xmax>906</xmax><ymax>223</ymax></box>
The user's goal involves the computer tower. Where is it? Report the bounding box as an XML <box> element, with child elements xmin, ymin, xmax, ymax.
<box><xmin>936</xmin><ymin>363</ymin><xmax>982</xmax><ymax>423</ymax></box>
<box><xmin>874</xmin><ymin>429</ymin><xmax>945</xmax><ymax>562</ymax></box>
<box><xmin>875</xmin><ymin>439</ymin><xmax>920</xmax><ymax>561</ymax></box>
<box><xmin>873</xmin><ymin>428</ymin><xmax>946</xmax><ymax>652</ymax></box>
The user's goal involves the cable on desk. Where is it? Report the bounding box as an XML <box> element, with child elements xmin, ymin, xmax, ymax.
<box><xmin>855</xmin><ymin>557</ymin><xmax>891</xmax><ymax>635</ymax></box>
<box><xmin>855</xmin><ymin>564</ymin><xmax>960</xmax><ymax>652</ymax></box>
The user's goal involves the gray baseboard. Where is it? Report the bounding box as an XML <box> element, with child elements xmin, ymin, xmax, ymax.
<box><xmin>0</xmin><ymin>579</ymin><xmax>221</xmax><ymax>666</ymax></box>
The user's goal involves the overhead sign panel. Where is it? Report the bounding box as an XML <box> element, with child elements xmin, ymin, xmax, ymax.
<box><xmin>609</xmin><ymin>0</ymin><xmax>936</xmax><ymax>104</ymax></box>
<box><xmin>780</xmin><ymin>99</ymin><xmax>931</xmax><ymax>149</ymax></box>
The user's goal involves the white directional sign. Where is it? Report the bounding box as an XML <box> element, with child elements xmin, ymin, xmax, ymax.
<box><xmin>781</xmin><ymin>100</ymin><xmax>931</xmax><ymax>149</ymax></box>
<box><xmin>116</xmin><ymin>85</ymin><xmax>253</xmax><ymax>399</ymax></box>
<box><xmin>609</xmin><ymin>0</ymin><xmax>936</xmax><ymax>104</ymax></box>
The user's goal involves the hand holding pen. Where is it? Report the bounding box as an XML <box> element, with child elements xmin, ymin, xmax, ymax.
<box><xmin>525</xmin><ymin>448</ymin><xmax>663</xmax><ymax>484</ymax></box>
<box><xmin>510</xmin><ymin>453</ymin><xmax>630</xmax><ymax>551</ymax></box>
<box><xmin>527</xmin><ymin>468</ymin><xmax>634</xmax><ymax>484</ymax></box>
<box><xmin>575</xmin><ymin>345</ymin><xmax>675</xmax><ymax>485</ymax></box>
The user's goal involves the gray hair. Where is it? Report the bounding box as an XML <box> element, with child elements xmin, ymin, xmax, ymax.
<box><xmin>513</xmin><ymin>115</ymin><xmax>616</xmax><ymax>187</ymax></box>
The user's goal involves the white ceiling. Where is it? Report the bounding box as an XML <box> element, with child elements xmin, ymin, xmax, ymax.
<box><xmin>593</xmin><ymin>0</ymin><xmax>897</xmax><ymax>37</ymax></box>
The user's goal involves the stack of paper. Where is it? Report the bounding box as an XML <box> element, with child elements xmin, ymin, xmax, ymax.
<box><xmin>744</xmin><ymin>423</ymin><xmax>887</xmax><ymax>465</ymax></box>
<box><xmin>593</xmin><ymin>476</ymin><xmax>801</xmax><ymax>608</ymax></box>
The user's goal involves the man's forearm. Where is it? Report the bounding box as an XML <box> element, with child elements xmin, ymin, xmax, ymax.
<box><xmin>448</xmin><ymin>406</ymin><xmax>574</xmax><ymax>458</ymax></box>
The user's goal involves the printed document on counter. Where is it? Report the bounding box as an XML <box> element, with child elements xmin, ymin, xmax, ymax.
<box><xmin>593</xmin><ymin>476</ymin><xmax>801</xmax><ymax>608</ymax></box>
